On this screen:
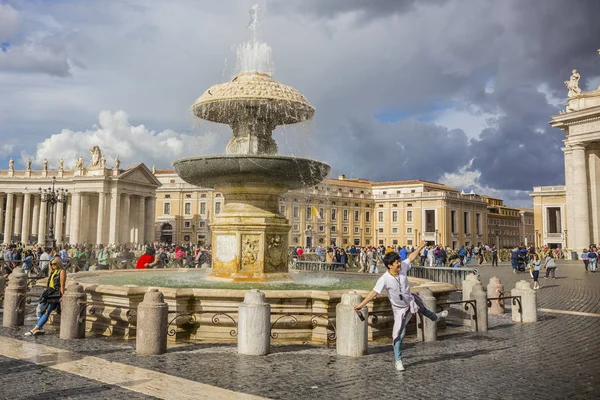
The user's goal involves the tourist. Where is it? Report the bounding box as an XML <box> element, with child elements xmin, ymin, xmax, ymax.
<box><xmin>25</xmin><ymin>256</ymin><xmax>66</xmax><ymax>336</ymax></box>
<box><xmin>491</xmin><ymin>246</ymin><xmax>498</xmax><ymax>267</ymax></box>
<box><xmin>419</xmin><ymin>246</ymin><xmax>427</xmax><ymax>266</ymax></box>
<box><xmin>353</xmin><ymin>241</ymin><xmax>448</xmax><ymax>371</ymax></box>
<box><xmin>137</xmin><ymin>247</ymin><xmax>157</xmax><ymax>269</ymax></box>
<box><xmin>543</xmin><ymin>252</ymin><xmax>558</xmax><ymax>279</ymax></box>
<box><xmin>588</xmin><ymin>247</ymin><xmax>597</xmax><ymax>273</ymax></box>
<box><xmin>457</xmin><ymin>245</ymin><xmax>467</xmax><ymax>266</ymax></box>
<box><xmin>39</xmin><ymin>248</ymin><xmax>51</xmax><ymax>277</ymax></box>
<box><xmin>510</xmin><ymin>247</ymin><xmax>519</xmax><ymax>274</ymax></box>
<box><xmin>368</xmin><ymin>248</ymin><xmax>378</xmax><ymax>273</ymax></box>
<box><xmin>358</xmin><ymin>247</ymin><xmax>367</xmax><ymax>272</ymax></box>
<box><xmin>581</xmin><ymin>249</ymin><xmax>589</xmax><ymax>271</ymax></box>
<box><xmin>531</xmin><ymin>253</ymin><xmax>542</xmax><ymax>290</ymax></box>
<box><xmin>22</xmin><ymin>249</ymin><xmax>34</xmax><ymax>275</ymax></box>
<box><xmin>97</xmin><ymin>245</ymin><xmax>110</xmax><ymax>270</ymax></box>
<box><xmin>399</xmin><ymin>246</ymin><xmax>408</xmax><ymax>261</ymax></box>
<box><xmin>326</xmin><ymin>248</ymin><xmax>335</xmax><ymax>263</ymax></box>
<box><xmin>427</xmin><ymin>246</ymin><xmax>434</xmax><ymax>267</ymax></box>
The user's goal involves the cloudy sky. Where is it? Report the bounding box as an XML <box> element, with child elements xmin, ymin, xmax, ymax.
<box><xmin>1</xmin><ymin>0</ymin><xmax>599</xmax><ymax>207</ymax></box>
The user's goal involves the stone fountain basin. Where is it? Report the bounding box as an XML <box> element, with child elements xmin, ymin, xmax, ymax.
<box><xmin>62</xmin><ymin>269</ymin><xmax>456</xmax><ymax>343</ymax></box>
<box><xmin>173</xmin><ymin>155</ymin><xmax>330</xmax><ymax>190</ymax></box>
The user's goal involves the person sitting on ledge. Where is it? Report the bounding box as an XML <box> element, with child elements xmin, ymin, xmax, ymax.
<box><xmin>354</xmin><ymin>241</ymin><xmax>448</xmax><ymax>372</ymax></box>
<box><xmin>25</xmin><ymin>256</ymin><xmax>66</xmax><ymax>336</ymax></box>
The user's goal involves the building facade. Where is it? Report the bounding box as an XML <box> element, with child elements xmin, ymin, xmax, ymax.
<box><xmin>484</xmin><ymin>196</ymin><xmax>534</xmax><ymax>248</ymax></box>
<box><xmin>531</xmin><ymin>65</ymin><xmax>600</xmax><ymax>251</ymax></box>
<box><xmin>0</xmin><ymin>154</ymin><xmax>160</xmax><ymax>247</ymax></box>
<box><xmin>155</xmin><ymin>172</ymin><xmax>520</xmax><ymax>249</ymax></box>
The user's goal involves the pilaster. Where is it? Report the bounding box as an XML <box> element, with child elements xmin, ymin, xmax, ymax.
<box><xmin>21</xmin><ymin>193</ymin><xmax>31</xmax><ymax>244</ymax></box>
<box><xmin>2</xmin><ymin>193</ymin><xmax>14</xmax><ymax>244</ymax></box>
<box><xmin>70</xmin><ymin>192</ymin><xmax>82</xmax><ymax>245</ymax></box>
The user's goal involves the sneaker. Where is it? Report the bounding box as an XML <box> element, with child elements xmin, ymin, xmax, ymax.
<box><xmin>395</xmin><ymin>360</ymin><xmax>405</xmax><ymax>371</ymax></box>
<box><xmin>436</xmin><ymin>310</ymin><xmax>448</xmax><ymax>319</ymax></box>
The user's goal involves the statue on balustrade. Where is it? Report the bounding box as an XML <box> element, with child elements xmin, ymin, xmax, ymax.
<box><xmin>75</xmin><ymin>156</ymin><xmax>84</xmax><ymax>170</ymax></box>
<box><xmin>58</xmin><ymin>158</ymin><xmax>64</xmax><ymax>170</ymax></box>
<box><xmin>89</xmin><ymin>145</ymin><xmax>103</xmax><ymax>168</ymax></box>
<box><xmin>565</xmin><ymin>69</ymin><xmax>582</xmax><ymax>98</ymax></box>
<box><xmin>114</xmin><ymin>156</ymin><xmax>120</xmax><ymax>169</ymax></box>
<box><xmin>9</xmin><ymin>158</ymin><xmax>14</xmax><ymax>171</ymax></box>
<box><xmin>43</xmin><ymin>159</ymin><xmax>48</xmax><ymax>171</ymax></box>
<box><xmin>25</xmin><ymin>159</ymin><xmax>31</xmax><ymax>170</ymax></box>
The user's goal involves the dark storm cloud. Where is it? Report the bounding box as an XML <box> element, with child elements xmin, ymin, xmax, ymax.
<box><xmin>270</xmin><ymin>0</ymin><xmax>600</xmax><ymax>193</ymax></box>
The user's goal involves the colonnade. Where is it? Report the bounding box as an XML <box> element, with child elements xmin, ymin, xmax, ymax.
<box><xmin>563</xmin><ymin>143</ymin><xmax>600</xmax><ymax>249</ymax></box>
<box><xmin>0</xmin><ymin>191</ymin><xmax>156</xmax><ymax>246</ymax></box>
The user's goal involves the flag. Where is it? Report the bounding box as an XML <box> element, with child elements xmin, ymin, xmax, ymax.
<box><xmin>311</xmin><ymin>206</ymin><xmax>322</xmax><ymax>220</ymax></box>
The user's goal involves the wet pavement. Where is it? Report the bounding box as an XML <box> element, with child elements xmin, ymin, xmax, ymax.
<box><xmin>1</xmin><ymin>261</ymin><xmax>599</xmax><ymax>399</ymax></box>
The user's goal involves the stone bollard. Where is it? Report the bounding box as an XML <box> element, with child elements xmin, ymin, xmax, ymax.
<box><xmin>238</xmin><ymin>289</ymin><xmax>271</xmax><ymax>356</ymax></box>
<box><xmin>336</xmin><ymin>291</ymin><xmax>368</xmax><ymax>356</ymax></box>
<box><xmin>136</xmin><ymin>288</ymin><xmax>168</xmax><ymax>355</ymax></box>
<box><xmin>2</xmin><ymin>267</ymin><xmax>28</xmax><ymax>328</ymax></box>
<box><xmin>416</xmin><ymin>289</ymin><xmax>437</xmax><ymax>342</ymax></box>
<box><xmin>60</xmin><ymin>283</ymin><xmax>87</xmax><ymax>340</ymax></box>
<box><xmin>487</xmin><ymin>276</ymin><xmax>505</xmax><ymax>314</ymax></box>
<box><xmin>462</xmin><ymin>273</ymin><xmax>480</xmax><ymax>302</ymax></box>
<box><xmin>470</xmin><ymin>283</ymin><xmax>488</xmax><ymax>333</ymax></box>
<box><xmin>511</xmin><ymin>280</ymin><xmax>537</xmax><ymax>323</ymax></box>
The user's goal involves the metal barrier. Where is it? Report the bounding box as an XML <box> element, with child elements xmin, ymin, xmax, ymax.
<box><xmin>436</xmin><ymin>299</ymin><xmax>479</xmax><ymax>332</ymax></box>
<box><xmin>291</xmin><ymin>259</ymin><xmax>347</xmax><ymax>271</ymax></box>
<box><xmin>407</xmin><ymin>266</ymin><xmax>479</xmax><ymax>288</ymax></box>
<box><xmin>487</xmin><ymin>293</ymin><xmax>523</xmax><ymax>322</ymax></box>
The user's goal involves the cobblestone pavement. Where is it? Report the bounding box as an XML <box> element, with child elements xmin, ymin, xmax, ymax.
<box><xmin>1</xmin><ymin>261</ymin><xmax>599</xmax><ymax>399</ymax></box>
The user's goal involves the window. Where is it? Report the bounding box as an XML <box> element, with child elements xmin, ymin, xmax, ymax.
<box><xmin>392</xmin><ymin>227</ymin><xmax>398</xmax><ymax>234</ymax></box>
<box><xmin>200</xmin><ymin>202</ymin><xmax>206</xmax><ymax>215</ymax></box>
<box><xmin>165</xmin><ymin>194</ymin><xmax>171</xmax><ymax>199</ymax></box>
<box><xmin>378</xmin><ymin>212</ymin><xmax>384</xmax><ymax>222</ymax></box>
<box><xmin>216</xmin><ymin>193</ymin><xmax>222</xmax><ymax>197</ymax></box>
<box><xmin>184</xmin><ymin>202</ymin><xmax>191</xmax><ymax>216</ymax></box>
<box><xmin>343</xmin><ymin>209</ymin><xmax>349</xmax><ymax>221</ymax></box>
<box><xmin>319</xmin><ymin>225</ymin><xmax>325</xmax><ymax>232</ymax></box>
<box><xmin>184</xmin><ymin>235</ymin><xmax>190</xmax><ymax>241</ymax></box>
<box><xmin>365</xmin><ymin>211</ymin><xmax>370</xmax><ymax>222</ymax></box>
<box><xmin>366</xmin><ymin>239</ymin><xmax>370</xmax><ymax>245</ymax></box>
<box><xmin>425</xmin><ymin>210</ymin><xmax>435</xmax><ymax>232</ymax></box>
<box><xmin>365</xmin><ymin>227</ymin><xmax>370</xmax><ymax>233</ymax></box>
<box><xmin>451</xmin><ymin>210</ymin><xmax>457</xmax><ymax>233</ymax></box>
<box><xmin>293</xmin><ymin>224</ymin><xmax>299</xmax><ymax>232</ymax></box>
<box><xmin>354</xmin><ymin>239</ymin><xmax>360</xmax><ymax>245</ymax></box>
<box><xmin>382</xmin><ymin>191</ymin><xmax>387</xmax><ymax>194</ymax></box>
<box><xmin>331</xmin><ymin>208</ymin><xmax>337</xmax><ymax>221</ymax></box>
<box><xmin>378</xmin><ymin>228</ymin><xmax>384</xmax><ymax>233</ymax></box>
<box><xmin>199</xmin><ymin>221</ymin><xmax>206</xmax><ymax>228</ymax></box>
<box><xmin>215</xmin><ymin>202</ymin><xmax>221</xmax><ymax>215</ymax></box>
<box><xmin>379</xmin><ymin>240</ymin><xmax>384</xmax><ymax>245</ymax></box>
<box><xmin>280</xmin><ymin>204</ymin><xmax>286</xmax><ymax>215</ymax></box>
<box><xmin>343</xmin><ymin>226</ymin><xmax>349</xmax><ymax>233</ymax></box>
<box><xmin>354</xmin><ymin>210</ymin><xmax>360</xmax><ymax>222</ymax></box>
<box><xmin>354</xmin><ymin>227</ymin><xmax>359</xmax><ymax>234</ymax></box>
<box><xmin>331</xmin><ymin>226</ymin><xmax>336</xmax><ymax>232</ymax></box>
<box><xmin>407</xmin><ymin>203</ymin><xmax>412</xmax><ymax>207</ymax></box>
<box><xmin>464</xmin><ymin>212</ymin><xmax>470</xmax><ymax>234</ymax></box>
<box><xmin>293</xmin><ymin>206</ymin><xmax>299</xmax><ymax>218</ymax></box>
<box><xmin>392</xmin><ymin>203</ymin><xmax>398</xmax><ymax>207</ymax></box>
<box><xmin>319</xmin><ymin>208</ymin><xmax>324</xmax><ymax>219</ymax></box>
<box><xmin>201</xmin><ymin>194</ymin><xmax>206</xmax><ymax>198</ymax></box>
<box><xmin>407</xmin><ymin>239</ymin><xmax>413</xmax><ymax>245</ymax></box>
<box><xmin>185</xmin><ymin>194</ymin><xmax>191</xmax><ymax>199</ymax></box>
<box><xmin>406</xmin><ymin>210</ymin><xmax>413</xmax><ymax>222</ymax></box>
<box><xmin>392</xmin><ymin>239</ymin><xmax>398</xmax><ymax>245</ymax></box>
<box><xmin>476</xmin><ymin>213</ymin><xmax>482</xmax><ymax>235</ymax></box>
<box><xmin>407</xmin><ymin>227</ymin><xmax>413</xmax><ymax>234</ymax></box>
<box><xmin>163</xmin><ymin>203</ymin><xmax>171</xmax><ymax>215</ymax></box>
<box><xmin>306</xmin><ymin>207</ymin><xmax>312</xmax><ymax>218</ymax></box>
<box><xmin>343</xmin><ymin>239</ymin><xmax>348</xmax><ymax>244</ymax></box>
<box><xmin>184</xmin><ymin>221</ymin><xmax>191</xmax><ymax>229</ymax></box>
<box><xmin>392</xmin><ymin>211</ymin><xmax>398</xmax><ymax>222</ymax></box>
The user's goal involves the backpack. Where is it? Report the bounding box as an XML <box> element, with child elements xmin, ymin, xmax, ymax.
<box><xmin>588</xmin><ymin>252</ymin><xmax>597</xmax><ymax>259</ymax></box>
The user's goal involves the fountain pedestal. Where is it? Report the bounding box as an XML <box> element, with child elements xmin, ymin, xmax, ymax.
<box><xmin>210</xmin><ymin>184</ymin><xmax>290</xmax><ymax>282</ymax></box>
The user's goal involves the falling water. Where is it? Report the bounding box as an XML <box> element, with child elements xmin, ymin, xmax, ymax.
<box><xmin>236</xmin><ymin>4</ymin><xmax>274</xmax><ymax>74</ymax></box>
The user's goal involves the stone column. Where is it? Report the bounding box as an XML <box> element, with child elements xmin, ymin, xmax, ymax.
<box><xmin>55</xmin><ymin>200</ymin><xmax>64</xmax><ymax>245</ymax></box>
<box><xmin>21</xmin><ymin>193</ymin><xmax>31</xmax><ymax>244</ymax></box>
<box><xmin>60</xmin><ymin>283</ymin><xmax>87</xmax><ymax>340</ymax></box>
<box><xmin>487</xmin><ymin>276</ymin><xmax>505</xmax><ymax>314</ymax></box>
<box><xmin>13</xmin><ymin>194</ymin><xmax>22</xmax><ymax>237</ymax></box>
<box><xmin>336</xmin><ymin>291</ymin><xmax>368</xmax><ymax>356</ymax></box>
<box><xmin>38</xmin><ymin>199</ymin><xmax>47</xmax><ymax>245</ymax></box>
<box><xmin>238</xmin><ymin>289</ymin><xmax>271</xmax><ymax>356</ymax></box>
<box><xmin>571</xmin><ymin>144</ymin><xmax>590</xmax><ymax>249</ymax></box>
<box><xmin>96</xmin><ymin>192</ymin><xmax>106</xmax><ymax>245</ymax></box>
<box><xmin>144</xmin><ymin>196</ymin><xmax>155</xmax><ymax>244</ymax></box>
<box><xmin>470</xmin><ymin>283</ymin><xmax>488</xmax><ymax>332</ymax></box>
<box><xmin>462</xmin><ymin>273</ymin><xmax>480</xmax><ymax>302</ymax></box>
<box><xmin>64</xmin><ymin>195</ymin><xmax>71</xmax><ymax>238</ymax></box>
<box><xmin>0</xmin><ymin>193</ymin><xmax>5</xmax><ymax>236</ymax></box>
<box><xmin>511</xmin><ymin>280</ymin><xmax>537</xmax><ymax>323</ymax></box>
<box><xmin>563</xmin><ymin>146</ymin><xmax>574</xmax><ymax>248</ymax></box>
<box><xmin>70</xmin><ymin>192</ymin><xmax>82</xmax><ymax>245</ymax></box>
<box><xmin>130</xmin><ymin>196</ymin><xmax>138</xmax><ymax>244</ymax></box>
<box><xmin>588</xmin><ymin>148</ymin><xmax>600</xmax><ymax>244</ymax></box>
<box><xmin>4</xmin><ymin>193</ymin><xmax>15</xmax><ymax>244</ymax></box>
<box><xmin>416</xmin><ymin>288</ymin><xmax>437</xmax><ymax>342</ymax></box>
<box><xmin>79</xmin><ymin>194</ymin><xmax>89</xmax><ymax>243</ymax></box>
<box><xmin>121</xmin><ymin>194</ymin><xmax>130</xmax><ymax>243</ymax></box>
<box><xmin>136</xmin><ymin>288</ymin><xmax>168</xmax><ymax>355</ymax></box>
<box><xmin>31</xmin><ymin>195</ymin><xmax>40</xmax><ymax>241</ymax></box>
<box><xmin>137</xmin><ymin>195</ymin><xmax>146</xmax><ymax>245</ymax></box>
<box><xmin>108</xmin><ymin>192</ymin><xmax>121</xmax><ymax>244</ymax></box>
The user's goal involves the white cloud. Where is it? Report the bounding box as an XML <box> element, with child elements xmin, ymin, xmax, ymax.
<box><xmin>0</xmin><ymin>4</ymin><xmax>20</xmax><ymax>41</ymax></box>
<box><xmin>433</xmin><ymin>106</ymin><xmax>498</xmax><ymax>140</ymax></box>
<box><xmin>0</xmin><ymin>41</ymin><xmax>71</xmax><ymax>76</ymax></box>
<box><xmin>27</xmin><ymin>110</ymin><xmax>222</xmax><ymax>169</ymax></box>
<box><xmin>439</xmin><ymin>160</ymin><xmax>532</xmax><ymax>208</ymax></box>
<box><xmin>0</xmin><ymin>143</ymin><xmax>14</xmax><ymax>157</ymax></box>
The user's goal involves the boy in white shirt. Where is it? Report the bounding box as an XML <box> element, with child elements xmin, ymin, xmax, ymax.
<box><xmin>354</xmin><ymin>241</ymin><xmax>448</xmax><ymax>371</ymax></box>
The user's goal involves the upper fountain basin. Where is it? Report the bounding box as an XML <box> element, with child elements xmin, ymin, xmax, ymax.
<box><xmin>192</xmin><ymin>72</ymin><xmax>315</xmax><ymax>126</ymax></box>
<box><xmin>173</xmin><ymin>155</ymin><xmax>330</xmax><ymax>190</ymax></box>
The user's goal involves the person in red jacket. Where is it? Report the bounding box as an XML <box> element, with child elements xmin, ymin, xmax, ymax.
<box><xmin>136</xmin><ymin>247</ymin><xmax>156</xmax><ymax>269</ymax></box>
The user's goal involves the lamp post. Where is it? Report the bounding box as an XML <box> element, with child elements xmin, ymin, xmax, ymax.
<box><xmin>39</xmin><ymin>177</ymin><xmax>68</xmax><ymax>248</ymax></box>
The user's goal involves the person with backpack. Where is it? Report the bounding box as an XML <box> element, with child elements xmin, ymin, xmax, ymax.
<box><xmin>587</xmin><ymin>247</ymin><xmax>597</xmax><ymax>273</ymax></box>
<box><xmin>581</xmin><ymin>249</ymin><xmax>589</xmax><ymax>272</ymax></box>
<box><xmin>543</xmin><ymin>252</ymin><xmax>558</xmax><ymax>279</ymax></box>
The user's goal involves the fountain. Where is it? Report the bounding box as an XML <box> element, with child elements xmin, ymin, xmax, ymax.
<box><xmin>66</xmin><ymin>6</ymin><xmax>456</xmax><ymax>343</ymax></box>
<box><xmin>174</xmin><ymin>5</ymin><xmax>329</xmax><ymax>282</ymax></box>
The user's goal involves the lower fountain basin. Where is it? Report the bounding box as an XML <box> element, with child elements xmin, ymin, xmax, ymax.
<box><xmin>173</xmin><ymin>155</ymin><xmax>331</xmax><ymax>190</ymax></box>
